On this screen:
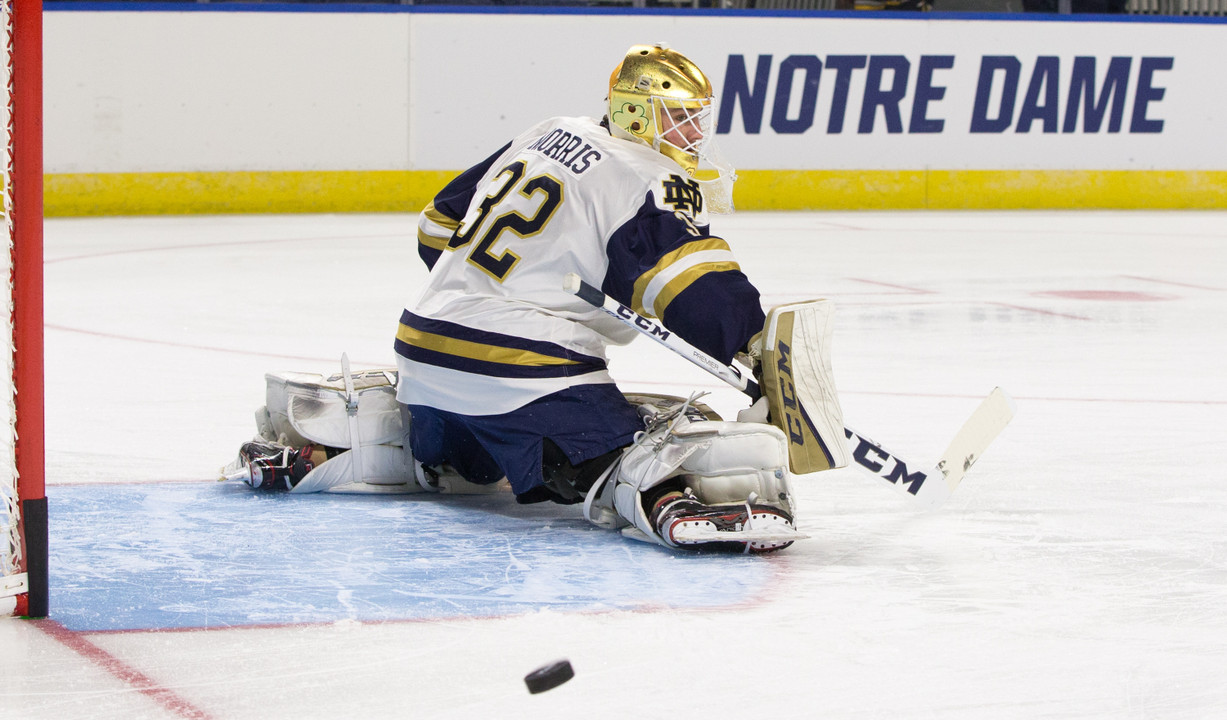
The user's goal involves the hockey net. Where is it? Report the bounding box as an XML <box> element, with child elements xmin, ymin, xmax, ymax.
<box><xmin>1</xmin><ymin>0</ymin><xmax>46</xmax><ymax>619</ymax></box>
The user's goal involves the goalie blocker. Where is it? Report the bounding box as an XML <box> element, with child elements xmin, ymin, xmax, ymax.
<box><xmin>575</xmin><ymin>301</ymin><xmax>848</xmax><ymax>552</ymax></box>
<box><xmin>757</xmin><ymin>300</ymin><xmax>850</xmax><ymax>475</ymax></box>
<box><xmin>563</xmin><ymin>274</ymin><xmax>849</xmax><ymax>478</ymax></box>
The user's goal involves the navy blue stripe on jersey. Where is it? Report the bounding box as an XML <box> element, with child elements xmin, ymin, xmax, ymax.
<box><xmin>418</xmin><ymin>141</ymin><xmax>513</xmax><ymax>270</ymax></box>
<box><xmin>431</xmin><ymin>141</ymin><xmax>513</xmax><ymax>222</ymax></box>
<box><xmin>603</xmin><ymin>191</ymin><xmax>764</xmax><ymax>364</ymax></box>
<box><xmin>660</xmin><ymin>270</ymin><xmax>766</xmax><ymax>365</ymax></box>
<box><xmin>394</xmin><ymin>311</ymin><xmax>607</xmax><ymax>379</ymax></box>
<box><xmin>604</xmin><ymin>191</ymin><xmax>703</xmax><ymax>309</ymax></box>
<box><xmin>418</xmin><ymin>243</ymin><xmax>444</xmax><ymax>270</ymax></box>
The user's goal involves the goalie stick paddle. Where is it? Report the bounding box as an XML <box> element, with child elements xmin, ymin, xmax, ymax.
<box><xmin>562</xmin><ymin>273</ymin><xmax>1015</xmax><ymax>508</ymax></box>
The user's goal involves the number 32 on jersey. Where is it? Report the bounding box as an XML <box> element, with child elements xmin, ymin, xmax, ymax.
<box><xmin>448</xmin><ymin>159</ymin><xmax>563</xmax><ymax>282</ymax></box>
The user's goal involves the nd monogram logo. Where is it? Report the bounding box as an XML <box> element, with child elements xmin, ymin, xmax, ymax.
<box><xmin>661</xmin><ymin>175</ymin><xmax>704</xmax><ymax>217</ymax></box>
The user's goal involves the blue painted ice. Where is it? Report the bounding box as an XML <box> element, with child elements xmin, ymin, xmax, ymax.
<box><xmin>49</xmin><ymin>482</ymin><xmax>774</xmax><ymax>631</ymax></box>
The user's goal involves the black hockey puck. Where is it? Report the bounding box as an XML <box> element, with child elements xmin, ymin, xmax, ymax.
<box><xmin>524</xmin><ymin>659</ymin><xmax>574</xmax><ymax>694</ymax></box>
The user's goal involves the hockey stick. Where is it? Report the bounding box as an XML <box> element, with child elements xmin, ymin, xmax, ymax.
<box><xmin>563</xmin><ymin>273</ymin><xmax>1015</xmax><ymax>508</ymax></box>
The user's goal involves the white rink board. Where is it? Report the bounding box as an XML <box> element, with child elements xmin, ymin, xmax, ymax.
<box><xmin>410</xmin><ymin>14</ymin><xmax>1225</xmax><ymax>171</ymax></box>
<box><xmin>43</xmin><ymin>8</ymin><xmax>1227</xmax><ymax>174</ymax></box>
<box><xmin>44</xmin><ymin>10</ymin><xmax>413</xmax><ymax>173</ymax></box>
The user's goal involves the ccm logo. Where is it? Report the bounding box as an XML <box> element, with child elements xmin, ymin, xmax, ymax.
<box><xmin>616</xmin><ymin>305</ymin><xmax>671</xmax><ymax>340</ymax></box>
<box><xmin>844</xmin><ymin>429</ymin><xmax>928</xmax><ymax>494</ymax></box>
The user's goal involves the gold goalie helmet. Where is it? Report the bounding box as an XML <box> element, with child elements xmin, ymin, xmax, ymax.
<box><xmin>607</xmin><ymin>43</ymin><xmax>738</xmax><ymax>213</ymax></box>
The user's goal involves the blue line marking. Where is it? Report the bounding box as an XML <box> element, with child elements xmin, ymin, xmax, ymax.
<box><xmin>49</xmin><ymin>482</ymin><xmax>773</xmax><ymax>631</ymax></box>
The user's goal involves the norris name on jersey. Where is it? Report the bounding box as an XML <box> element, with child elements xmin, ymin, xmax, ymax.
<box><xmin>525</xmin><ymin>127</ymin><xmax>605</xmax><ymax>177</ymax></box>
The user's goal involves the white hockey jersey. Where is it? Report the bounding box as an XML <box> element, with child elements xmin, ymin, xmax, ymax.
<box><xmin>396</xmin><ymin>116</ymin><xmax>764</xmax><ymax>416</ymax></box>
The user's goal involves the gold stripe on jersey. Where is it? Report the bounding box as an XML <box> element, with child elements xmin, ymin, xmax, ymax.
<box><xmin>422</xmin><ymin>200</ymin><xmax>460</xmax><ymax>229</ymax></box>
<box><xmin>396</xmin><ymin>324</ymin><xmax>582</xmax><ymax>367</ymax></box>
<box><xmin>631</xmin><ymin>237</ymin><xmax>734</xmax><ymax>317</ymax></box>
<box><xmin>417</xmin><ymin>227</ymin><xmax>451</xmax><ymax>252</ymax></box>
<box><xmin>417</xmin><ymin>200</ymin><xmax>460</xmax><ymax>252</ymax></box>
<box><xmin>650</xmin><ymin>260</ymin><xmax>743</xmax><ymax>319</ymax></box>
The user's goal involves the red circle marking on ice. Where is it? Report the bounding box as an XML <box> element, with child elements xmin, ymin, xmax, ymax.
<box><xmin>1034</xmin><ymin>290</ymin><xmax>1175</xmax><ymax>302</ymax></box>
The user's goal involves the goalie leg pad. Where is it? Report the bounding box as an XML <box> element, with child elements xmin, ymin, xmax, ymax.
<box><xmin>584</xmin><ymin>393</ymin><xmax>718</xmax><ymax>529</ymax></box>
<box><xmin>586</xmin><ymin>399</ymin><xmax>800</xmax><ymax>550</ymax></box>
<box><xmin>291</xmin><ymin>445</ymin><xmax>418</xmax><ymax>494</ymax></box>
<box><xmin>262</xmin><ymin>364</ymin><xmax>402</xmax><ymax>449</ymax></box>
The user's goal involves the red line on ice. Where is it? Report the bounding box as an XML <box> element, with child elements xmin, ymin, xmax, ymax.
<box><xmin>847</xmin><ymin>278</ymin><xmax>936</xmax><ymax>295</ymax></box>
<box><xmin>1121</xmin><ymin>275</ymin><xmax>1225</xmax><ymax>292</ymax></box>
<box><xmin>984</xmin><ymin>301</ymin><xmax>1093</xmax><ymax>320</ymax></box>
<box><xmin>44</xmin><ymin>233</ymin><xmax>406</xmax><ymax>265</ymax></box>
<box><xmin>45</xmin><ymin>323</ymin><xmax>384</xmax><ymax>366</ymax></box>
<box><xmin>33</xmin><ymin>619</ymin><xmax>215</xmax><ymax>719</ymax></box>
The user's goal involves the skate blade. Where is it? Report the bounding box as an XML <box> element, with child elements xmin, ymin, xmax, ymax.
<box><xmin>670</xmin><ymin>522</ymin><xmax>810</xmax><ymax>545</ymax></box>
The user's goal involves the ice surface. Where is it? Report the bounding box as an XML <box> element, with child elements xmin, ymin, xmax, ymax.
<box><xmin>3</xmin><ymin>210</ymin><xmax>1226</xmax><ymax>719</ymax></box>
<box><xmin>49</xmin><ymin>482</ymin><xmax>775</xmax><ymax>632</ymax></box>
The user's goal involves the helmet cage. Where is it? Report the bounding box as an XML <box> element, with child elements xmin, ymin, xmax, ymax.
<box><xmin>652</xmin><ymin>96</ymin><xmax>713</xmax><ymax>174</ymax></box>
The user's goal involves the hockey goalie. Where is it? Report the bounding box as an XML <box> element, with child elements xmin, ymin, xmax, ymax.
<box><xmin>223</xmin><ymin>43</ymin><xmax>848</xmax><ymax>553</ymax></box>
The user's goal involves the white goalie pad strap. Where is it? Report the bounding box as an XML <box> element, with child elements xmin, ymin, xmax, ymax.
<box><xmin>582</xmin><ymin>462</ymin><xmax>627</xmax><ymax>530</ymax></box>
<box><xmin>255</xmin><ymin>405</ymin><xmax>276</xmax><ymax>443</ymax></box>
<box><xmin>264</xmin><ymin>365</ymin><xmax>402</xmax><ymax>449</ymax></box>
<box><xmin>761</xmin><ymin>299</ymin><xmax>850</xmax><ymax>474</ymax></box>
<box><xmin>613</xmin><ymin>480</ymin><xmax>665</xmax><ymax>547</ymax></box>
<box><xmin>584</xmin><ymin>393</ymin><xmax>721</xmax><ymax>533</ymax></box>
<box><xmin>290</xmin><ymin>445</ymin><xmax>420</xmax><ymax>494</ymax></box>
<box><xmin>341</xmin><ymin>354</ymin><xmax>364</xmax><ymax>485</ymax></box>
<box><xmin>616</xmin><ymin>422</ymin><xmax>708</xmax><ymax>494</ymax></box>
<box><xmin>2</xmin><ymin>572</ymin><xmax>29</xmax><ymax>600</ymax></box>
<box><xmin>603</xmin><ymin>411</ymin><xmax>709</xmax><ymax>545</ymax></box>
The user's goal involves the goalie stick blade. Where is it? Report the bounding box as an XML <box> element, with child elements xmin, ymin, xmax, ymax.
<box><xmin>843</xmin><ymin>388</ymin><xmax>1016</xmax><ymax>509</ymax></box>
<box><xmin>934</xmin><ymin>387</ymin><xmax>1017</xmax><ymax>496</ymax></box>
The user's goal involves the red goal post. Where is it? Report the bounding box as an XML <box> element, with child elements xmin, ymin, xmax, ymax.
<box><xmin>2</xmin><ymin>0</ymin><xmax>46</xmax><ymax>619</ymax></box>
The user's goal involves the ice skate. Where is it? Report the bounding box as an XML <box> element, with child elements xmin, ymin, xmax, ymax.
<box><xmin>225</xmin><ymin>441</ymin><xmax>319</xmax><ymax>491</ymax></box>
<box><xmin>649</xmin><ymin>488</ymin><xmax>806</xmax><ymax>553</ymax></box>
